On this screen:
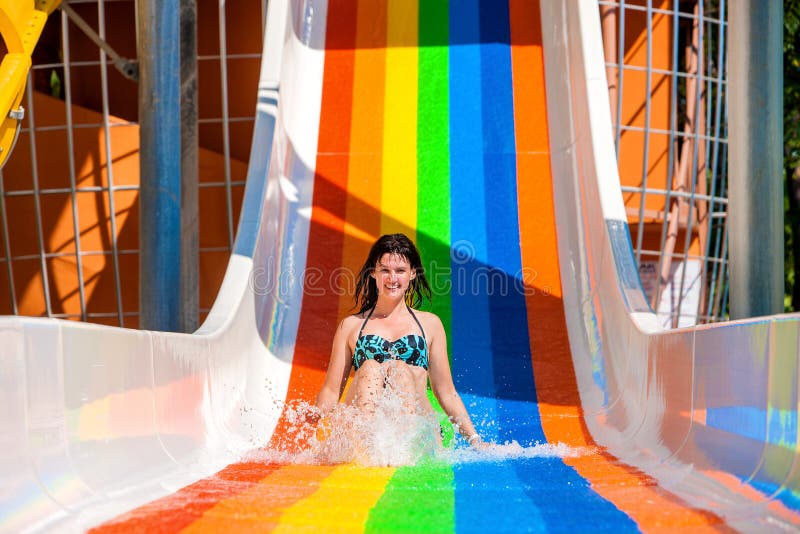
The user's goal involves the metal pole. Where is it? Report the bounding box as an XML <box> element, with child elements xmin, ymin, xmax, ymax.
<box><xmin>180</xmin><ymin>0</ymin><xmax>199</xmax><ymax>333</ymax></box>
<box><xmin>98</xmin><ymin>0</ymin><xmax>126</xmax><ymax>327</ymax></box>
<box><xmin>61</xmin><ymin>11</ymin><xmax>88</xmax><ymax>321</ymax></box>
<box><xmin>138</xmin><ymin>0</ymin><xmax>181</xmax><ymax>331</ymax></box>
<box><xmin>699</xmin><ymin>0</ymin><xmax>728</xmax><ymax>323</ymax></box>
<box><xmin>218</xmin><ymin>1</ymin><xmax>235</xmax><ymax>250</ymax></box>
<box><xmin>634</xmin><ymin>0</ymin><xmax>653</xmax><ymax>268</ymax></box>
<box><xmin>614</xmin><ymin>1</ymin><xmax>626</xmax><ymax>154</ymax></box>
<box><xmin>25</xmin><ymin>76</ymin><xmax>52</xmax><ymax>318</ymax></box>
<box><xmin>727</xmin><ymin>0</ymin><xmax>783</xmax><ymax>319</ymax></box>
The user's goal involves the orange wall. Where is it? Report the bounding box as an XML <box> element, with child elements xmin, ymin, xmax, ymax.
<box><xmin>0</xmin><ymin>91</ymin><xmax>246</xmax><ymax>326</ymax></box>
<box><xmin>32</xmin><ymin>0</ymin><xmax>262</xmax><ymax>160</ymax></box>
<box><xmin>604</xmin><ymin>0</ymin><xmax>701</xmax><ymax>258</ymax></box>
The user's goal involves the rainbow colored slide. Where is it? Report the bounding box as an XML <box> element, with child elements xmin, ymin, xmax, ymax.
<box><xmin>3</xmin><ymin>0</ymin><xmax>800</xmax><ymax>531</ymax></box>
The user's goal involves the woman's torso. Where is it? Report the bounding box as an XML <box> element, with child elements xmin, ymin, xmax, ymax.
<box><xmin>345</xmin><ymin>306</ymin><xmax>433</xmax><ymax>411</ymax></box>
<box><xmin>353</xmin><ymin>306</ymin><xmax>428</xmax><ymax>370</ymax></box>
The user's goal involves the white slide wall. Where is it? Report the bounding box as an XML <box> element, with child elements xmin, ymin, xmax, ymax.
<box><xmin>543</xmin><ymin>0</ymin><xmax>800</xmax><ymax>529</ymax></box>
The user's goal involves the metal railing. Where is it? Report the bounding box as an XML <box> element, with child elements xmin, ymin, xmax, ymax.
<box><xmin>0</xmin><ymin>0</ymin><xmax>267</xmax><ymax>327</ymax></box>
<box><xmin>599</xmin><ymin>0</ymin><xmax>729</xmax><ymax>326</ymax></box>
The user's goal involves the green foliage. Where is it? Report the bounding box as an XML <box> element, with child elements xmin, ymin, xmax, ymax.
<box><xmin>786</xmin><ymin>0</ymin><xmax>800</xmax><ymax>310</ymax></box>
<box><xmin>787</xmin><ymin>0</ymin><xmax>800</xmax><ymax>168</ymax></box>
<box><xmin>49</xmin><ymin>69</ymin><xmax>61</xmax><ymax>100</ymax></box>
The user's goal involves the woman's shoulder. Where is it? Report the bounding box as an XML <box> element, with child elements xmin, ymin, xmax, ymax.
<box><xmin>411</xmin><ymin>309</ymin><xmax>444</xmax><ymax>331</ymax></box>
<box><xmin>341</xmin><ymin>313</ymin><xmax>364</xmax><ymax>329</ymax></box>
<box><xmin>336</xmin><ymin>314</ymin><xmax>364</xmax><ymax>343</ymax></box>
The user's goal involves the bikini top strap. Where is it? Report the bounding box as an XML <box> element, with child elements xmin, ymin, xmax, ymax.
<box><xmin>407</xmin><ymin>306</ymin><xmax>426</xmax><ymax>342</ymax></box>
<box><xmin>358</xmin><ymin>306</ymin><xmax>375</xmax><ymax>338</ymax></box>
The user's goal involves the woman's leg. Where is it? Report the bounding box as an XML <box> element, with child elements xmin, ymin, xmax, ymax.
<box><xmin>351</xmin><ymin>360</ymin><xmax>383</xmax><ymax>413</ymax></box>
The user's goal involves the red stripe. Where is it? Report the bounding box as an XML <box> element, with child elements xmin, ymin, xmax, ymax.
<box><xmin>269</xmin><ymin>0</ymin><xmax>357</xmax><ymax>450</ymax></box>
<box><xmin>89</xmin><ymin>462</ymin><xmax>282</xmax><ymax>533</ymax></box>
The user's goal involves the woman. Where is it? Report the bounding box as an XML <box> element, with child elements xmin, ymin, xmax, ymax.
<box><xmin>315</xmin><ymin>233</ymin><xmax>484</xmax><ymax>448</ymax></box>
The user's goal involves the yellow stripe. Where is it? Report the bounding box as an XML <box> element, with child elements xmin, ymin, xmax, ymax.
<box><xmin>272</xmin><ymin>464</ymin><xmax>395</xmax><ymax>532</ymax></box>
<box><xmin>381</xmin><ymin>0</ymin><xmax>418</xmax><ymax>236</ymax></box>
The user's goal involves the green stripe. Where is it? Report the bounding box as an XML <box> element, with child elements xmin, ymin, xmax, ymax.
<box><xmin>417</xmin><ymin>0</ymin><xmax>451</xmax><ymax>330</ymax></box>
<box><xmin>364</xmin><ymin>463</ymin><xmax>455</xmax><ymax>533</ymax></box>
<box><xmin>364</xmin><ymin>3</ymin><xmax>456</xmax><ymax>532</ymax></box>
<box><xmin>416</xmin><ymin>0</ymin><xmax>453</xmax><ymax>449</ymax></box>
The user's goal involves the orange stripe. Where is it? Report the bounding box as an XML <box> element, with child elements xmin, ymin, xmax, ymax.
<box><xmin>269</xmin><ymin>0</ymin><xmax>358</xmax><ymax>450</ymax></box>
<box><xmin>701</xmin><ymin>469</ymin><xmax>800</xmax><ymax>525</ymax></box>
<box><xmin>338</xmin><ymin>0</ymin><xmax>387</xmax><ymax>322</ymax></box>
<box><xmin>179</xmin><ymin>465</ymin><xmax>337</xmax><ymax>533</ymax></box>
<box><xmin>510</xmin><ymin>1</ymin><xmax>729</xmax><ymax>530</ymax></box>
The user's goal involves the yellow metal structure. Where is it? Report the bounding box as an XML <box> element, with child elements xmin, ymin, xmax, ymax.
<box><xmin>0</xmin><ymin>0</ymin><xmax>60</xmax><ymax>169</ymax></box>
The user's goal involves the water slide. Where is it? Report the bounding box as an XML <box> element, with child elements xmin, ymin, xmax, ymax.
<box><xmin>3</xmin><ymin>0</ymin><xmax>800</xmax><ymax>531</ymax></box>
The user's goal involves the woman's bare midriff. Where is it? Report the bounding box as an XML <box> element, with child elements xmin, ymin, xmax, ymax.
<box><xmin>343</xmin><ymin>360</ymin><xmax>434</xmax><ymax>414</ymax></box>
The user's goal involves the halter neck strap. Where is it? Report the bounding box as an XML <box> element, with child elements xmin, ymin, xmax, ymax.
<box><xmin>358</xmin><ymin>305</ymin><xmax>426</xmax><ymax>341</ymax></box>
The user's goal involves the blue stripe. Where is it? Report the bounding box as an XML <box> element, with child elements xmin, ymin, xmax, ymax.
<box><xmin>764</xmin><ymin>483</ymin><xmax>800</xmax><ymax>511</ymax></box>
<box><xmin>449</xmin><ymin>0</ymin><xmax>496</xmax><ymax>424</ymax></box>
<box><xmin>449</xmin><ymin>1</ymin><xmax>513</xmax><ymax>530</ymax></box>
<box><xmin>478</xmin><ymin>0</ymin><xmax>543</xmax><ymax>448</ymax></box>
<box><xmin>453</xmin><ymin>463</ymin><xmax>546</xmax><ymax>532</ymax></box>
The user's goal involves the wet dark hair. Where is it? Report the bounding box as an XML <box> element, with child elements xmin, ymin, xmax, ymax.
<box><xmin>353</xmin><ymin>233</ymin><xmax>432</xmax><ymax>315</ymax></box>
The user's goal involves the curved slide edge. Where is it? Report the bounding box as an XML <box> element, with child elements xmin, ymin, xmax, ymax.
<box><xmin>0</xmin><ymin>1</ymin><xmax>299</xmax><ymax>531</ymax></box>
<box><xmin>545</xmin><ymin>0</ymin><xmax>800</xmax><ymax>529</ymax></box>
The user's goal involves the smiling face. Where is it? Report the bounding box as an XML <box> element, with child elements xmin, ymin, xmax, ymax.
<box><xmin>372</xmin><ymin>253</ymin><xmax>416</xmax><ymax>299</ymax></box>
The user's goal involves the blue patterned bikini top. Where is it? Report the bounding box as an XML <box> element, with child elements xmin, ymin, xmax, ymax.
<box><xmin>352</xmin><ymin>306</ymin><xmax>428</xmax><ymax>370</ymax></box>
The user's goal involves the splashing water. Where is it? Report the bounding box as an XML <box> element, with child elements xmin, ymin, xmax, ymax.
<box><xmin>254</xmin><ymin>377</ymin><xmax>442</xmax><ymax>466</ymax></box>
<box><xmin>247</xmin><ymin>371</ymin><xmax>588</xmax><ymax>467</ymax></box>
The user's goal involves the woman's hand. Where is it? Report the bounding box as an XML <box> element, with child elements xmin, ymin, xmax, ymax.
<box><xmin>467</xmin><ymin>433</ymin><xmax>491</xmax><ymax>450</ymax></box>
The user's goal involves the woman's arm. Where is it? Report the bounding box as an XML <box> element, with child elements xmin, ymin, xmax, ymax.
<box><xmin>427</xmin><ymin>314</ymin><xmax>484</xmax><ymax>446</ymax></box>
<box><xmin>315</xmin><ymin>317</ymin><xmax>355</xmax><ymax>412</ymax></box>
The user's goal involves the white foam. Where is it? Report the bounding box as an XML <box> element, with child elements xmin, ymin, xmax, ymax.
<box><xmin>437</xmin><ymin>440</ymin><xmax>590</xmax><ymax>464</ymax></box>
<box><xmin>248</xmin><ymin>377</ymin><xmax>443</xmax><ymax>467</ymax></box>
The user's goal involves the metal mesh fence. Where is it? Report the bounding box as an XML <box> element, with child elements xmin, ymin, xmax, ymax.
<box><xmin>0</xmin><ymin>0</ymin><xmax>266</xmax><ymax>328</ymax></box>
<box><xmin>599</xmin><ymin>0</ymin><xmax>729</xmax><ymax>326</ymax></box>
